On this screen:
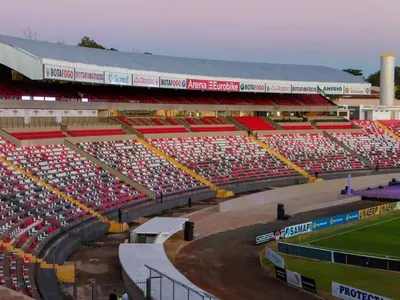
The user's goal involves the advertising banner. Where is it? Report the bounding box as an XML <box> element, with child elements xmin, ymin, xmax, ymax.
<box><xmin>274</xmin><ymin>266</ymin><xmax>287</xmax><ymax>282</ymax></box>
<box><xmin>301</xmin><ymin>276</ymin><xmax>317</xmax><ymax>293</ymax></box>
<box><xmin>312</xmin><ymin>211</ymin><xmax>359</xmax><ymax>231</ymax></box>
<box><xmin>332</xmin><ymin>282</ymin><xmax>391</xmax><ymax>300</ymax></box>
<box><xmin>104</xmin><ymin>72</ymin><xmax>132</xmax><ymax>86</ymax></box>
<box><xmin>265</xmin><ymin>247</ymin><xmax>285</xmax><ymax>269</ymax></box>
<box><xmin>284</xmin><ymin>222</ymin><xmax>312</xmax><ymax>238</ymax></box>
<box><xmin>132</xmin><ymin>75</ymin><xmax>159</xmax><ymax>88</ymax></box>
<box><xmin>318</xmin><ymin>85</ymin><xmax>344</xmax><ymax>95</ymax></box>
<box><xmin>344</xmin><ymin>86</ymin><xmax>371</xmax><ymax>95</ymax></box>
<box><xmin>397</xmin><ymin>201</ymin><xmax>400</xmax><ymax>210</ymax></box>
<box><xmin>240</xmin><ymin>82</ymin><xmax>265</xmax><ymax>93</ymax></box>
<box><xmin>286</xmin><ymin>270</ymin><xmax>303</xmax><ymax>288</ymax></box>
<box><xmin>159</xmin><ymin>77</ymin><xmax>186</xmax><ymax>89</ymax></box>
<box><xmin>186</xmin><ymin>79</ymin><xmax>240</xmax><ymax>92</ymax></box>
<box><xmin>359</xmin><ymin>203</ymin><xmax>397</xmax><ymax>219</ymax></box>
<box><xmin>75</xmin><ymin>69</ymin><xmax>104</xmax><ymax>84</ymax></box>
<box><xmin>255</xmin><ymin>229</ymin><xmax>285</xmax><ymax>245</ymax></box>
<box><xmin>44</xmin><ymin>65</ymin><xmax>75</xmax><ymax>81</ymax></box>
<box><xmin>291</xmin><ymin>85</ymin><xmax>318</xmax><ymax>94</ymax></box>
<box><xmin>265</xmin><ymin>84</ymin><xmax>292</xmax><ymax>94</ymax></box>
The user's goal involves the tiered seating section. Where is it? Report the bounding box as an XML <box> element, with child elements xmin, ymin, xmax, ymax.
<box><xmin>10</xmin><ymin>130</ymin><xmax>66</xmax><ymax>140</ymax></box>
<box><xmin>78</xmin><ymin>140</ymin><xmax>206</xmax><ymax>195</ymax></box>
<box><xmin>190</xmin><ymin>125</ymin><xmax>237</xmax><ymax>132</ymax></box>
<box><xmin>1</xmin><ymin>81</ymin><xmax>334</xmax><ymax>106</ymax></box>
<box><xmin>233</xmin><ymin>116</ymin><xmax>276</xmax><ymax>130</ymax></box>
<box><xmin>149</xmin><ymin>136</ymin><xmax>297</xmax><ymax>185</ymax></box>
<box><xmin>316</xmin><ymin>123</ymin><xmax>353</xmax><ymax>130</ymax></box>
<box><xmin>280</xmin><ymin>124</ymin><xmax>314</xmax><ymax>130</ymax></box>
<box><xmin>67</xmin><ymin>128</ymin><xmax>125</xmax><ymax>137</ymax></box>
<box><xmin>260</xmin><ymin>133</ymin><xmax>368</xmax><ymax>173</ymax></box>
<box><xmin>379</xmin><ymin>120</ymin><xmax>400</xmax><ymax>136</ymax></box>
<box><xmin>331</xmin><ymin>121</ymin><xmax>400</xmax><ymax>168</ymax></box>
<box><xmin>5</xmin><ymin>144</ymin><xmax>148</xmax><ymax>211</ymax></box>
<box><xmin>136</xmin><ymin>126</ymin><xmax>188</xmax><ymax>134</ymax></box>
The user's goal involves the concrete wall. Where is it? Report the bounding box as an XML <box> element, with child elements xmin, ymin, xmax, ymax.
<box><xmin>0</xmin><ymin>99</ymin><xmax>337</xmax><ymax>113</ymax></box>
<box><xmin>219</xmin><ymin>171</ymin><xmax>400</xmax><ymax>213</ymax></box>
<box><xmin>4</xmin><ymin>126</ymin><xmax>61</xmax><ymax>133</ymax></box>
<box><xmin>0</xmin><ymin>129</ymin><xmax>21</xmax><ymax>146</ymax></box>
<box><xmin>66</xmin><ymin>124</ymin><xmax>122</xmax><ymax>130</ymax></box>
<box><xmin>144</xmin><ymin>131</ymin><xmax>246</xmax><ymax>139</ymax></box>
<box><xmin>66</xmin><ymin>134</ymin><xmax>136</xmax><ymax>144</ymax></box>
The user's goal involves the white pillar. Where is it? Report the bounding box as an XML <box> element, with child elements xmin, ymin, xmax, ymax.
<box><xmin>380</xmin><ymin>52</ymin><xmax>395</xmax><ymax>106</ymax></box>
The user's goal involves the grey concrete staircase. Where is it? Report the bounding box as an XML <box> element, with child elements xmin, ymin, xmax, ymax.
<box><xmin>260</xmin><ymin>116</ymin><xmax>283</xmax><ymax>130</ymax></box>
<box><xmin>322</xmin><ymin>131</ymin><xmax>373</xmax><ymax>169</ymax></box>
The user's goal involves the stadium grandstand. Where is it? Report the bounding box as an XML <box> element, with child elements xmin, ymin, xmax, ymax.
<box><xmin>0</xmin><ymin>34</ymin><xmax>399</xmax><ymax>300</ymax></box>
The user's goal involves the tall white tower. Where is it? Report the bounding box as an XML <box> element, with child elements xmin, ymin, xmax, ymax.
<box><xmin>380</xmin><ymin>52</ymin><xmax>395</xmax><ymax>106</ymax></box>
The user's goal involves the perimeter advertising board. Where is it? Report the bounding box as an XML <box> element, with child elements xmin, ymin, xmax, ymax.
<box><xmin>291</xmin><ymin>84</ymin><xmax>318</xmax><ymax>94</ymax></box>
<box><xmin>44</xmin><ymin>65</ymin><xmax>75</xmax><ymax>81</ymax></box>
<box><xmin>265</xmin><ymin>247</ymin><xmax>285</xmax><ymax>269</ymax></box>
<box><xmin>132</xmin><ymin>75</ymin><xmax>159</xmax><ymax>88</ymax></box>
<box><xmin>318</xmin><ymin>85</ymin><xmax>344</xmax><ymax>95</ymax></box>
<box><xmin>104</xmin><ymin>72</ymin><xmax>132</xmax><ymax>86</ymax></box>
<box><xmin>332</xmin><ymin>282</ymin><xmax>391</xmax><ymax>300</ymax></box>
<box><xmin>312</xmin><ymin>211</ymin><xmax>359</xmax><ymax>231</ymax></box>
<box><xmin>344</xmin><ymin>86</ymin><xmax>371</xmax><ymax>95</ymax></box>
<box><xmin>358</xmin><ymin>202</ymin><xmax>397</xmax><ymax>220</ymax></box>
<box><xmin>265</xmin><ymin>84</ymin><xmax>292</xmax><ymax>94</ymax></box>
<box><xmin>75</xmin><ymin>69</ymin><xmax>104</xmax><ymax>84</ymax></box>
<box><xmin>255</xmin><ymin>229</ymin><xmax>285</xmax><ymax>245</ymax></box>
<box><xmin>239</xmin><ymin>82</ymin><xmax>265</xmax><ymax>93</ymax></box>
<box><xmin>284</xmin><ymin>222</ymin><xmax>312</xmax><ymax>238</ymax></box>
<box><xmin>186</xmin><ymin>79</ymin><xmax>240</xmax><ymax>92</ymax></box>
<box><xmin>159</xmin><ymin>77</ymin><xmax>186</xmax><ymax>89</ymax></box>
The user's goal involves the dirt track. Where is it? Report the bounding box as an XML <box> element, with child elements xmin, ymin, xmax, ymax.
<box><xmin>174</xmin><ymin>200</ymin><xmax>382</xmax><ymax>300</ymax></box>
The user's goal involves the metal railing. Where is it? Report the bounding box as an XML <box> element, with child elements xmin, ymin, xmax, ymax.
<box><xmin>145</xmin><ymin>265</ymin><xmax>218</xmax><ymax>300</ymax></box>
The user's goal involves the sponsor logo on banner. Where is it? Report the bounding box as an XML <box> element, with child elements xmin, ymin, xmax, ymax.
<box><xmin>331</xmin><ymin>282</ymin><xmax>391</xmax><ymax>300</ymax></box>
<box><xmin>75</xmin><ymin>69</ymin><xmax>104</xmax><ymax>84</ymax></box>
<box><xmin>344</xmin><ymin>86</ymin><xmax>371</xmax><ymax>95</ymax></box>
<box><xmin>265</xmin><ymin>84</ymin><xmax>292</xmax><ymax>93</ymax></box>
<box><xmin>274</xmin><ymin>266</ymin><xmax>287</xmax><ymax>282</ymax></box>
<box><xmin>291</xmin><ymin>85</ymin><xmax>318</xmax><ymax>94</ymax></box>
<box><xmin>284</xmin><ymin>222</ymin><xmax>312</xmax><ymax>238</ymax></box>
<box><xmin>397</xmin><ymin>201</ymin><xmax>400</xmax><ymax>210</ymax></box>
<box><xmin>159</xmin><ymin>77</ymin><xmax>186</xmax><ymax>89</ymax></box>
<box><xmin>318</xmin><ymin>85</ymin><xmax>344</xmax><ymax>95</ymax></box>
<box><xmin>359</xmin><ymin>206</ymin><xmax>379</xmax><ymax>219</ymax></box>
<box><xmin>104</xmin><ymin>72</ymin><xmax>131</xmax><ymax>86</ymax></box>
<box><xmin>132</xmin><ymin>75</ymin><xmax>159</xmax><ymax>87</ymax></box>
<box><xmin>312</xmin><ymin>211</ymin><xmax>359</xmax><ymax>231</ymax></box>
<box><xmin>265</xmin><ymin>247</ymin><xmax>285</xmax><ymax>269</ymax></box>
<box><xmin>301</xmin><ymin>276</ymin><xmax>317</xmax><ymax>293</ymax></box>
<box><xmin>286</xmin><ymin>270</ymin><xmax>303</xmax><ymax>289</ymax></box>
<box><xmin>44</xmin><ymin>65</ymin><xmax>74</xmax><ymax>81</ymax></box>
<box><xmin>255</xmin><ymin>229</ymin><xmax>285</xmax><ymax>245</ymax></box>
<box><xmin>240</xmin><ymin>82</ymin><xmax>265</xmax><ymax>92</ymax></box>
<box><xmin>378</xmin><ymin>203</ymin><xmax>397</xmax><ymax>214</ymax></box>
<box><xmin>186</xmin><ymin>79</ymin><xmax>240</xmax><ymax>92</ymax></box>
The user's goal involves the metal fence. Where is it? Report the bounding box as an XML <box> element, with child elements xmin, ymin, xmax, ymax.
<box><xmin>145</xmin><ymin>265</ymin><xmax>218</xmax><ymax>300</ymax></box>
<box><xmin>278</xmin><ymin>242</ymin><xmax>400</xmax><ymax>272</ymax></box>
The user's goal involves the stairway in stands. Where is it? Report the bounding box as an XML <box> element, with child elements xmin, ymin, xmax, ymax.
<box><xmin>248</xmin><ymin>135</ymin><xmax>321</xmax><ymax>183</ymax></box>
<box><xmin>136</xmin><ymin>137</ymin><xmax>234</xmax><ymax>198</ymax></box>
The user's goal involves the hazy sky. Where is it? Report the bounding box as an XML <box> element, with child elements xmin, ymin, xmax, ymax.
<box><xmin>1</xmin><ymin>0</ymin><xmax>399</xmax><ymax>76</ymax></box>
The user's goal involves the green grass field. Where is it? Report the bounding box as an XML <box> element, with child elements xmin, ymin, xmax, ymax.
<box><xmin>263</xmin><ymin>209</ymin><xmax>400</xmax><ymax>299</ymax></box>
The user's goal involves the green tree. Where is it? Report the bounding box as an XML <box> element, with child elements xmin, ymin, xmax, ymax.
<box><xmin>343</xmin><ymin>69</ymin><xmax>363</xmax><ymax>77</ymax></box>
<box><xmin>78</xmin><ymin>36</ymin><xmax>105</xmax><ymax>49</ymax></box>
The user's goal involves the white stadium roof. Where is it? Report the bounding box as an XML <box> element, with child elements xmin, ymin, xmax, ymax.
<box><xmin>0</xmin><ymin>34</ymin><xmax>364</xmax><ymax>82</ymax></box>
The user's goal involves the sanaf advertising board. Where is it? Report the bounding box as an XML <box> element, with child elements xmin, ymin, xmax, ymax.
<box><xmin>284</xmin><ymin>222</ymin><xmax>312</xmax><ymax>238</ymax></box>
<box><xmin>44</xmin><ymin>65</ymin><xmax>74</xmax><ymax>81</ymax></box>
